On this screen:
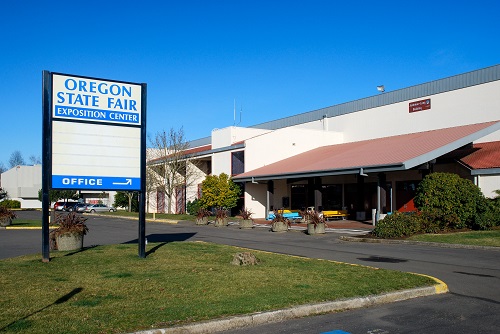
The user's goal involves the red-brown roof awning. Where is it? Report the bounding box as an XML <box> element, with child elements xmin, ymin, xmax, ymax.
<box><xmin>233</xmin><ymin>121</ymin><xmax>500</xmax><ymax>182</ymax></box>
<box><xmin>460</xmin><ymin>140</ymin><xmax>500</xmax><ymax>174</ymax></box>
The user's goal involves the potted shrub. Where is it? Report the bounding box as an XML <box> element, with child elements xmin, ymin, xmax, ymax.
<box><xmin>50</xmin><ymin>212</ymin><xmax>89</xmax><ymax>251</ymax></box>
<box><xmin>271</xmin><ymin>210</ymin><xmax>290</xmax><ymax>232</ymax></box>
<box><xmin>0</xmin><ymin>207</ymin><xmax>16</xmax><ymax>227</ymax></box>
<box><xmin>214</xmin><ymin>208</ymin><xmax>228</xmax><ymax>227</ymax></box>
<box><xmin>195</xmin><ymin>208</ymin><xmax>211</xmax><ymax>225</ymax></box>
<box><xmin>305</xmin><ymin>210</ymin><xmax>326</xmax><ymax>235</ymax></box>
<box><xmin>239</xmin><ymin>207</ymin><xmax>254</xmax><ymax>229</ymax></box>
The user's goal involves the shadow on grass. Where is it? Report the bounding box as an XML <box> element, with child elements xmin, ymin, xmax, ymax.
<box><xmin>63</xmin><ymin>245</ymin><xmax>99</xmax><ymax>257</ymax></box>
<box><xmin>0</xmin><ymin>287</ymin><xmax>83</xmax><ymax>332</ymax></box>
<box><xmin>124</xmin><ymin>233</ymin><xmax>196</xmax><ymax>256</ymax></box>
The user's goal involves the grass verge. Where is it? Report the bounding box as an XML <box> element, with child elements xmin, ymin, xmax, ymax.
<box><xmin>9</xmin><ymin>219</ymin><xmax>43</xmax><ymax>228</ymax></box>
<box><xmin>408</xmin><ymin>229</ymin><xmax>500</xmax><ymax>247</ymax></box>
<box><xmin>0</xmin><ymin>242</ymin><xmax>434</xmax><ymax>334</ymax></box>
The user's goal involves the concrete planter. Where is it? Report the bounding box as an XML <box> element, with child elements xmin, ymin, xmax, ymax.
<box><xmin>307</xmin><ymin>222</ymin><xmax>326</xmax><ymax>235</ymax></box>
<box><xmin>271</xmin><ymin>221</ymin><xmax>288</xmax><ymax>232</ymax></box>
<box><xmin>196</xmin><ymin>217</ymin><xmax>209</xmax><ymax>225</ymax></box>
<box><xmin>56</xmin><ymin>232</ymin><xmax>84</xmax><ymax>251</ymax></box>
<box><xmin>0</xmin><ymin>217</ymin><xmax>12</xmax><ymax>227</ymax></box>
<box><xmin>214</xmin><ymin>218</ymin><xmax>227</xmax><ymax>227</ymax></box>
<box><xmin>239</xmin><ymin>219</ymin><xmax>254</xmax><ymax>229</ymax></box>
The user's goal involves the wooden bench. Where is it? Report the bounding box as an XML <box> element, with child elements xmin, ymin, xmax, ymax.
<box><xmin>322</xmin><ymin>210</ymin><xmax>348</xmax><ymax>221</ymax></box>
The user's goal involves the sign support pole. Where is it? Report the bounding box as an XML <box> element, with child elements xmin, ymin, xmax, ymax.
<box><xmin>138</xmin><ymin>83</ymin><xmax>147</xmax><ymax>258</ymax></box>
<box><xmin>138</xmin><ymin>191</ymin><xmax>146</xmax><ymax>258</ymax></box>
<box><xmin>41</xmin><ymin>70</ymin><xmax>51</xmax><ymax>262</ymax></box>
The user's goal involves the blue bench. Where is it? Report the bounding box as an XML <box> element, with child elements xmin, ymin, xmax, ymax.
<box><xmin>267</xmin><ymin>212</ymin><xmax>303</xmax><ymax>222</ymax></box>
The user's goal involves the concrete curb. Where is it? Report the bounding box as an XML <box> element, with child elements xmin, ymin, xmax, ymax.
<box><xmin>2</xmin><ymin>226</ymin><xmax>57</xmax><ymax>230</ymax></box>
<box><xmin>130</xmin><ymin>277</ymin><xmax>448</xmax><ymax>334</ymax></box>
<box><xmin>339</xmin><ymin>235</ymin><xmax>500</xmax><ymax>251</ymax></box>
<box><xmin>90</xmin><ymin>213</ymin><xmax>179</xmax><ymax>225</ymax></box>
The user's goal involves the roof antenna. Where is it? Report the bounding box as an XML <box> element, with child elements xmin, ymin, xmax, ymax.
<box><xmin>236</xmin><ymin>104</ymin><xmax>242</xmax><ymax>126</ymax></box>
<box><xmin>233</xmin><ymin>98</ymin><xmax>236</xmax><ymax>125</ymax></box>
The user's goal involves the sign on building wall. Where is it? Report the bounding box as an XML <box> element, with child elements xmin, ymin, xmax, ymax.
<box><xmin>409</xmin><ymin>98</ymin><xmax>431</xmax><ymax>113</ymax></box>
<box><xmin>50</xmin><ymin>73</ymin><xmax>145</xmax><ymax>191</ymax></box>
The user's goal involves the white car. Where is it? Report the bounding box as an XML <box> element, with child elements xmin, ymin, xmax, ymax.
<box><xmin>84</xmin><ymin>204</ymin><xmax>117</xmax><ymax>213</ymax></box>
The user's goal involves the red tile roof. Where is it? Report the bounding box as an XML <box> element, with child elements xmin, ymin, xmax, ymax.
<box><xmin>234</xmin><ymin>121</ymin><xmax>500</xmax><ymax>180</ymax></box>
<box><xmin>460</xmin><ymin>141</ymin><xmax>500</xmax><ymax>169</ymax></box>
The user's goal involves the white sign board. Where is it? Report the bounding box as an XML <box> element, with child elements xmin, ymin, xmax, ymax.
<box><xmin>51</xmin><ymin>73</ymin><xmax>143</xmax><ymax>191</ymax></box>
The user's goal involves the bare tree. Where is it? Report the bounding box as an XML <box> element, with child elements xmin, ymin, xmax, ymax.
<box><xmin>9</xmin><ymin>151</ymin><xmax>25</xmax><ymax>168</ymax></box>
<box><xmin>29</xmin><ymin>155</ymin><xmax>42</xmax><ymax>165</ymax></box>
<box><xmin>0</xmin><ymin>162</ymin><xmax>6</xmax><ymax>174</ymax></box>
<box><xmin>147</xmin><ymin>127</ymin><xmax>202</xmax><ymax>214</ymax></box>
<box><xmin>0</xmin><ymin>188</ymin><xmax>7</xmax><ymax>200</ymax></box>
<box><xmin>145</xmin><ymin>158</ymin><xmax>158</xmax><ymax>213</ymax></box>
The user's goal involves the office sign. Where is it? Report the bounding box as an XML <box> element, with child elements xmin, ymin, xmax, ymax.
<box><xmin>409</xmin><ymin>98</ymin><xmax>431</xmax><ymax>113</ymax></box>
<box><xmin>50</xmin><ymin>73</ymin><xmax>145</xmax><ymax>191</ymax></box>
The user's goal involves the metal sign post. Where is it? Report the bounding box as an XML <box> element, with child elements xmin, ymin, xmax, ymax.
<box><xmin>42</xmin><ymin>71</ymin><xmax>147</xmax><ymax>261</ymax></box>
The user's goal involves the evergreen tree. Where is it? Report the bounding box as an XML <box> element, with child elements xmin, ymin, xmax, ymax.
<box><xmin>199</xmin><ymin>173</ymin><xmax>241</xmax><ymax>210</ymax></box>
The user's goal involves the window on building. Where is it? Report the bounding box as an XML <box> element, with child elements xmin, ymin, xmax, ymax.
<box><xmin>231</xmin><ymin>151</ymin><xmax>244</xmax><ymax>175</ymax></box>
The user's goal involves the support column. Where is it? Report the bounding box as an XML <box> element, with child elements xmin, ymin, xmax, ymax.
<box><xmin>267</xmin><ymin>180</ymin><xmax>274</xmax><ymax>213</ymax></box>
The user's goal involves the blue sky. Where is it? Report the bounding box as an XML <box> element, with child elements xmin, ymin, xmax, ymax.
<box><xmin>1</xmin><ymin>0</ymin><xmax>499</xmax><ymax>169</ymax></box>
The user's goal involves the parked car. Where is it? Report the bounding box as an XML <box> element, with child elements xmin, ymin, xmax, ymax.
<box><xmin>54</xmin><ymin>201</ymin><xmax>77</xmax><ymax>211</ymax></box>
<box><xmin>63</xmin><ymin>202</ymin><xmax>79</xmax><ymax>212</ymax></box>
<box><xmin>84</xmin><ymin>204</ymin><xmax>117</xmax><ymax>213</ymax></box>
<box><xmin>53</xmin><ymin>201</ymin><xmax>66</xmax><ymax>211</ymax></box>
<box><xmin>73</xmin><ymin>203</ymin><xmax>90</xmax><ymax>213</ymax></box>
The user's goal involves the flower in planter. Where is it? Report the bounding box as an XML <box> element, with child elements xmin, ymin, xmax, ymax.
<box><xmin>238</xmin><ymin>208</ymin><xmax>253</xmax><ymax>220</ymax></box>
<box><xmin>304</xmin><ymin>210</ymin><xmax>325</xmax><ymax>227</ymax></box>
<box><xmin>195</xmin><ymin>208</ymin><xmax>211</xmax><ymax>225</ymax></box>
<box><xmin>271</xmin><ymin>210</ymin><xmax>290</xmax><ymax>232</ymax></box>
<box><xmin>50</xmin><ymin>212</ymin><xmax>89</xmax><ymax>250</ymax></box>
<box><xmin>239</xmin><ymin>208</ymin><xmax>254</xmax><ymax>229</ymax></box>
<box><xmin>214</xmin><ymin>208</ymin><xmax>228</xmax><ymax>227</ymax></box>
<box><xmin>0</xmin><ymin>207</ymin><xmax>16</xmax><ymax>227</ymax></box>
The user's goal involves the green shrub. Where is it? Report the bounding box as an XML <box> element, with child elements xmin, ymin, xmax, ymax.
<box><xmin>373</xmin><ymin>212</ymin><xmax>421</xmax><ymax>238</ymax></box>
<box><xmin>0</xmin><ymin>199</ymin><xmax>21</xmax><ymax>209</ymax></box>
<box><xmin>186</xmin><ymin>199</ymin><xmax>201</xmax><ymax>215</ymax></box>
<box><xmin>471</xmin><ymin>197</ymin><xmax>500</xmax><ymax>230</ymax></box>
<box><xmin>414</xmin><ymin>172</ymin><xmax>484</xmax><ymax>229</ymax></box>
<box><xmin>417</xmin><ymin>208</ymin><xmax>462</xmax><ymax>232</ymax></box>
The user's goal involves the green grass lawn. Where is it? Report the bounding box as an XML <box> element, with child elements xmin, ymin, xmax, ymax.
<box><xmin>9</xmin><ymin>219</ymin><xmax>43</xmax><ymax>228</ymax></box>
<box><xmin>0</xmin><ymin>242</ymin><xmax>434</xmax><ymax>334</ymax></box>
<box><xmin>408</xmin><ymin>229</ymin><xmax>500</xmax><ymax>247</ymax></box>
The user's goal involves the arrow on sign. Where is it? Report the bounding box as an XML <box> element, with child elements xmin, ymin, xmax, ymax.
<box><xmin>112</xmin><ymin>179</ymin><xmax>132</xmax><ymax>186</ymax></box>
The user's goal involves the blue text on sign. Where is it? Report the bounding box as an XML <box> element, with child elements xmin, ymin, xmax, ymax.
<box><xmin>55</xmin><ymin>106</ymin><xmax>139</xmax><ymax>124</ymax></box>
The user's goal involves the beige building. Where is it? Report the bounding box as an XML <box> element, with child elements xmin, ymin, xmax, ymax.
<box><xmin>149</xmin><ymin>65</ymin><xmax>500</xmax><ymax>219</ymax></box>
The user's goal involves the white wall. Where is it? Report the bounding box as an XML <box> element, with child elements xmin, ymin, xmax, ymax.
<box><xmin>1</xmin><ymin>165</ymin><xmax>42</xmax><ymax>198</ymax></box>
<box><xmin>287</xmin><ymin>80</ymin><xmax>500</xmax><ymax>144</ymax></box>
<box><xmin>244</xmin><ymin>127</ymin><xmax>343</xmax><ymax>172</ymax></box>
<box><xmin>1</xmin><ymin>165</ymin><xmax>42</xmax><ymax>208</ymax></box>
<box><xmin>244</xmin><ymin>183</ymin><xmax>267</xmax><ymax>219</ymax></box>
<box><xmin>211</xmin><ymin>126</ymin><xmax>269</xmax><ymax>149</ymax></box>
<box><xmin>211</xmin><ymin>126</ymin><xmax>274</xmax><ymax>176</ymax></box>
<box><xmin>212</xmin><ymin>151</ymin><xmax>232</xmax><ymax>176</ymax></box>
<box><xmin>477</xmin><ymin>174</ymin><xmax>500</xmax><ymax>198</ymax></box>
<box><xmin>186</xmin><ymin>160</ymin><xmax>207</xmax><ymax>205</ymax></box>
